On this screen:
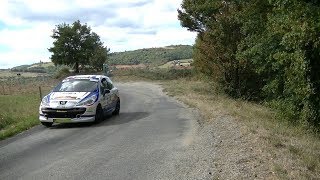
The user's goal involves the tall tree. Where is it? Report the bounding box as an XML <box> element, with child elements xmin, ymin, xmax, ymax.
<box><xmin>178</xmin><ymin>0</ymin><xmax>252</xmax><ymax>97</ymax></box>
<box><xmin>48</xmin><ymin>20</ymin><xmax>108</xmax><ymax>73</ymax></box>
<box><xmin>90</xmin><ymin>46</ymin><xmax>110</xmax><ymax>71</ymax></box>
<box><xmin>178</xmin><ymin>0</ymin><xmax>320</xmax><ymax>128</ymax></box>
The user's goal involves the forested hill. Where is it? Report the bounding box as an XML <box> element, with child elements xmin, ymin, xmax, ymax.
<box><xmin>107</xmin><ymin>45</ymin><xmax>193</xmax><ymax>65</ymax></box>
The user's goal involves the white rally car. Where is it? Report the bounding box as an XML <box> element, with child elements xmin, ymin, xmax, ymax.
<box><xmin>39</xmin><ymin>75</ymin><xmax>120</xmax><ymax>127</ymax></box>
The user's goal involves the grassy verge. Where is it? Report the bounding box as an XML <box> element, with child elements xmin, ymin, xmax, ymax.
<box><xmin>0</xmin><ymin>94</ymin><xmax>41</xmax><ymax>140</ymax></box>
<box><xmin>0</xmin><ymin>79</ymin><xmax>56</xmax><ymax>140</ymax></box>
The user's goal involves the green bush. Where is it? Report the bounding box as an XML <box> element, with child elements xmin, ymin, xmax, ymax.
<box><xmin>115</xmin><ymin>68</ymin><xmax>194</xmax><ymax>80</ymax></box>
<box><xmin>54</xmin><ymin>67</ymin><xmax>70</xmax><ymax>79</ymax></box>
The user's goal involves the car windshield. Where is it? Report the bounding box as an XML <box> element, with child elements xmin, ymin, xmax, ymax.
<box><xmin>53</xmin><ymin>79</ymin><xmax>98</xmax><ymax>92</ymax></box>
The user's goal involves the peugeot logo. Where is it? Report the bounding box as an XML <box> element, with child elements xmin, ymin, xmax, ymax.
<box><xmin>59</xmin><ymin>101</ymin><xmax>67</xmax><ymax>105</ymax></box>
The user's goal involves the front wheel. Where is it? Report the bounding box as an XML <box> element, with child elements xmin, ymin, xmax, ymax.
<box><xmin>112</xmin><ymin>99</ymin><xmax>120</xmax><ymax>115</ymax></box>
<box><xmin>94</xmin><ymin>105</ymin><xmax>104</xmax><ymax>123</ymax></box>
<box><xmin>41</xmin><ymin>122</ymin><xmax>53</xmax><ymax>127</ymax></box>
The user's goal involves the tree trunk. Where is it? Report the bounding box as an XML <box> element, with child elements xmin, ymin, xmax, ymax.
<box><xmin>235</xmin><ymin>64</ymin><xmax>240</xmax><ymax>97</ymax></box>
<box><xmin>75</xmin><ymin>62</ymin><xmax>79</xmax><ymax>73</ymax></box>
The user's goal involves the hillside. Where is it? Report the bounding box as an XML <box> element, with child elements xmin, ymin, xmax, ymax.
<box><xmin>107</xmin><ymin>45</ymin><xmax>193</xmax><ymax>65</ymax></box>
<box><xmin>10</xmin><ymin>62</ymin><xmax>66</xmax><ymax>74</ymax></box>
<box><xmin>9</xmin><ymin>45</ymin><xmax>194</xmax><ymax>73</ymax></box>
<box><xmin>11</xmin><ymin>62</ymin><xmax>53</xmax><ymax>72</ymax></box>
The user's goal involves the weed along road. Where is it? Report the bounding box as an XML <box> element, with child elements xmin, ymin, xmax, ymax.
<box><xmin>0</xmin><ymin>82</ymin><xmax>201</xmax><ymax>180</ymax></box>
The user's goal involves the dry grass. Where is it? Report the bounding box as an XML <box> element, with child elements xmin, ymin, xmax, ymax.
<box><xmin>0</xmin><ymin>71</ymin><xmax>42</xmax><ymax>78</ymax></box>
<box><xmin>111</xmin><ymin>64</ymin><xmax>147</xmax><ymax>70</ymax></box>
<box><xmin>112</xmin><ymin>73</ymin><xmax>151</xmax><ymax>83</ymax></box>
<box><xmin>161</xmin><ymin>79</ymin><xmax>320</xmax><ymax>179</ymax></box>
<box><xmin>158</xmin><ymin>59</ymin><xmax>193</xmax><ymax>69</ymax></box>
<box><xmin>0</xmin><ymin>77</ymin><xmax>57</xmax><ymax>95</ymax></box>
<box><xmin>29</xmin><ymin>62</ymin><xmax>54</xmax><ymax>68</ymax></box>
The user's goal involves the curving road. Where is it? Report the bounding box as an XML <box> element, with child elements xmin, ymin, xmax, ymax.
<box><xmin>0</xmin><ymin>82</ymin><xmax>199</xmax><ymax>180</ymax></box>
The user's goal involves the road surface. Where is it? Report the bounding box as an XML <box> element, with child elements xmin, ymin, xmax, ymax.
<box><xmin>0</xmin><ymin>82</ymin><xmax>200</xmax><ymax>180</ymax></box>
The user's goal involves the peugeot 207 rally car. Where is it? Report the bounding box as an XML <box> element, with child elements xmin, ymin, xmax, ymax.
<box><xmin>39</xmin><ymin>75</ymin><xmax>120</xmax><ymax>127</ymax></box>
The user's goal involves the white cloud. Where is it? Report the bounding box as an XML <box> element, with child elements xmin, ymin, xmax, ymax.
<box><xmin>0</xmin><ymin>23</ymin><xmax>52</xmax><ymax>51</ymax></box>
<box><xmin>0</xmin><ymin>0</ymin><xmax>196</xmax><ymax>69</ymax></box>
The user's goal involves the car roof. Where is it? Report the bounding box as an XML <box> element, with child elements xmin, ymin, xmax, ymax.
<box><xmin>63</xmin><ymin>75</ymin><xmax>108</xmax><ymax>82</ymax></box>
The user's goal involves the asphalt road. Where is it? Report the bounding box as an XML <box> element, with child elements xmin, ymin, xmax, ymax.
<box><xmin>0</xmin><ymin>82</ymin><xmax>197</xmax><ymax>180</ymax></box>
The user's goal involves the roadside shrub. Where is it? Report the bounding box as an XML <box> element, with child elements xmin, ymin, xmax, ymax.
<box><xmin>114</xmin><ymin>68</ymin><xmax>194</xmax><ymax>80</ymax></box>
<box><xmin>54</xmin><ymin>67</ymin><xmax>70</xmax><ymax>79</ymax></box>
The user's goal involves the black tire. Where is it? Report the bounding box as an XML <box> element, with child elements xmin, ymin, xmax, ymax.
<box><xmin>41</xmin><ymin>122</ymin><xmax>53</xmax><ymax>127</ymax></box>
<box><xmin>95</xmin><ymin>105</ymin><xmax>104</xmax><ymax>123</ymax></box>
<box><xmin>112</xmin><ymin>99</ymin><xmax>120</xmax><ymax>115</ymax></box>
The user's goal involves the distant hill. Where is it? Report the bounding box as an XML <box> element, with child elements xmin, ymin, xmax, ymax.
<box><xmin>10</xmin><ymin>62</ymin><xmax>64</xmax><ymax>74</ymax></box>
<box><xmin>107</xmin><ymin>45</ymin><xmax>193</xmax><ymax>65</ymax></box>
<box><xmin>9</xmin><ymin>45</ymin><xmax>194</xmax><ymax>72</ymax></box>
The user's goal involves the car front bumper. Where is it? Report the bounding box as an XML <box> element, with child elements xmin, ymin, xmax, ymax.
<box><xmin>39</xmin><ymin>115</ymin><xmax>96</xmax><ymax>123</ymax></box>
<box><xmin>39</xmin><ymin>105</ymin><xmax>97</xmax><ymax>123</ymax></box>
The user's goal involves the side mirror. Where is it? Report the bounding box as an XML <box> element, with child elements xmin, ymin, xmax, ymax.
<box><xmin>104</xmin><ymin>89</ymin><xmax>110</xmax><ymax>95</ymax></box>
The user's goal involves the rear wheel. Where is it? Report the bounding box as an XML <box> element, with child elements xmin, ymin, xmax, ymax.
<box><xmin>41</xmin><ymin>122</ymin><xmax>53</xmax><ymax>127</ymax></box>
<box><xmin>112</xmin><ymin>99</ymin><xmax>120</xmax><ymax>115</ymax></box>
<box><xmin>95</xmin><ymin>105</ymin><xmax>104</xmax><ymax>123</ymax></box>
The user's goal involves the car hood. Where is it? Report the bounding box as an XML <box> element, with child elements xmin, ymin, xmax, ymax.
<box><xmin>45</xmin><ymin>92</ymin><xmax>92</xmax><ymax>108</ymax></box>
<box><xmin>49</xmin><ymin>92</ymin><xmax>90</xmax><ymax>101</ymax></box>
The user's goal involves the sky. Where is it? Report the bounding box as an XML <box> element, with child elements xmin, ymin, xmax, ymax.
<box><xmin>0</xmin><ymin>0</ymin><xmax>196</xmax><ymax>69</ymax></box>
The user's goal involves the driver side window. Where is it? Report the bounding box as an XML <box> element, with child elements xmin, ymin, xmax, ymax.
<box><xmin>106</xmin><ymin>79</ymin><xmax>114</xmax><ymax>90</ymax></box>
<box><xmin>100</xmin><ymin>78</ymin><xmax>108</xmax><ymax>93</ymax></box>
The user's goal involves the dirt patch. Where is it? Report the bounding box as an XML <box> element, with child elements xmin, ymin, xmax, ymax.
<box><xmin>111</xmin><ymin>64</ymin><xmax>147</xmax><ymax>70</ymax></box>
<box><xmin>207</xmin><ymin>115</ymin><xmax>275</xmax><ymax>179</ymax></box>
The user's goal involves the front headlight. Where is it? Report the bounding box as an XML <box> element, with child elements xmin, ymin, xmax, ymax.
<box><xmin>41</xmin><ymin>96</ymin><xmax>50</xmax><ymax>106</ymax></box>
<box><xmin>76</xmin><ymin>94</ymin><xmax>98</xmax><ymax>106</ymax></box>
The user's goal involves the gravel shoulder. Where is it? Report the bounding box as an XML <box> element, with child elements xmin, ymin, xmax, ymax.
<box><xmin>154</xmin><ymin>94</ymin><xmax>273</xmax><ymax>179</ymax></box>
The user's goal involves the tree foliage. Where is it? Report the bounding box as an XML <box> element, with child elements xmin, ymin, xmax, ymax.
<box><xmin>90</xmin><ymin>46</ymin><xmax>110</xmax><ymax>71</ymax></box>
<box><xmin>178</xmin><ymin>0</ymin><xmax>320</xmax><ymax>128</ymax></box>
<box><xmin>48</xmin><ymin>20</ymin><xmax>108</xmax><ymax>73</ymax></box>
